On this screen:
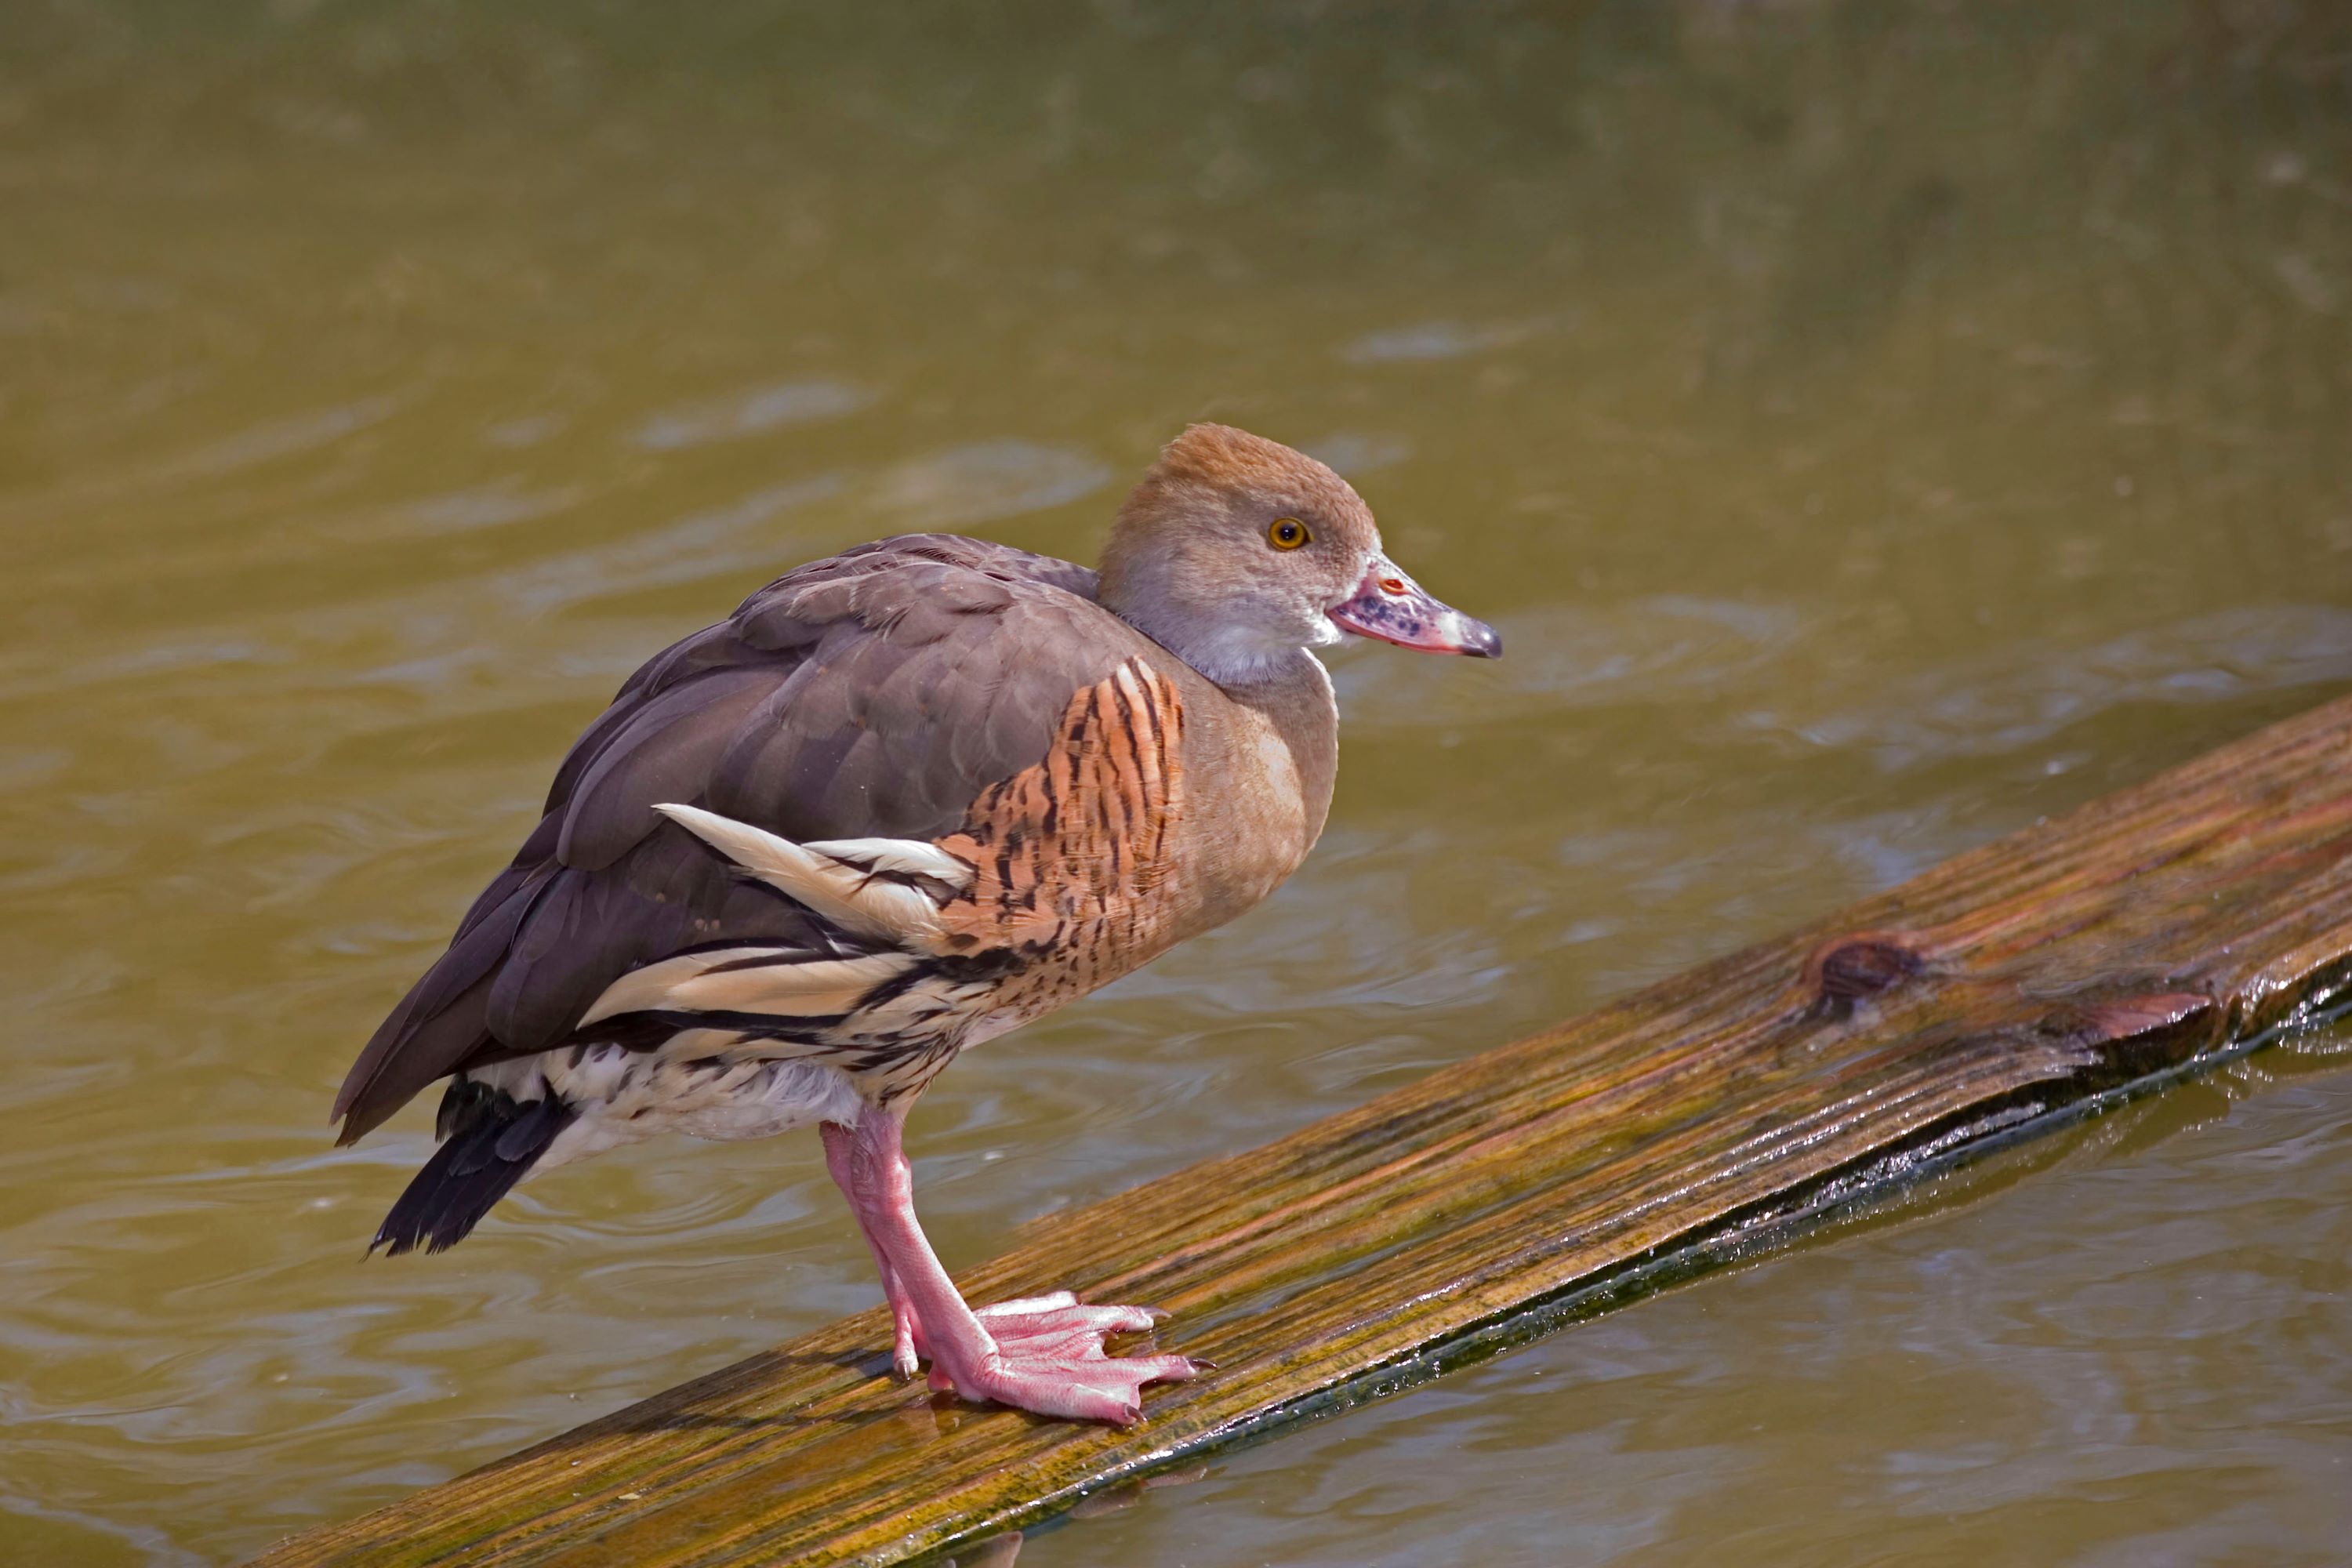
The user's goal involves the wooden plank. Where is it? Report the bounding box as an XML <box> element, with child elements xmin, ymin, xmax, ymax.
<box><xmin>256</xmin><ymin>694</ymin><xmax>2352</xmax><ymax>1568</ymax></box>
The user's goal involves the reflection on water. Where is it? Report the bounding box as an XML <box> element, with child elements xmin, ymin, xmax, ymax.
<box><xmin>1</xmin><ymin>2</ymin><xmax>2348</xmax><ymax>1563</ymax></box>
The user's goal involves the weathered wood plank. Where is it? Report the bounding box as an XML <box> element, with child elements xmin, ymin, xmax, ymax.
<box><xmin>255</xmin><ymin>694</ymin><xmax>2352</xmax><ymax>1568</ymax></box>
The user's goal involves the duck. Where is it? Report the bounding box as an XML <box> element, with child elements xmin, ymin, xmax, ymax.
<box><xmin>332</xmin><ymin>423</ymin><xmax>1498</xmax><ymax>1424</ymax></box>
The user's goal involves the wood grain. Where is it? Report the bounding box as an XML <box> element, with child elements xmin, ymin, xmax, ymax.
<box><xmin>255</xmin><ymin>693</ymin><xmax>2352</xmax><ymax>1568</ymax></box>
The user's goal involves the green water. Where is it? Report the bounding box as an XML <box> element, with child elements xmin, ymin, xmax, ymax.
<box><xmin>2</xmin><ymin>3</ymin><xmax>2349</xmax><ymax>1563</ymax></box>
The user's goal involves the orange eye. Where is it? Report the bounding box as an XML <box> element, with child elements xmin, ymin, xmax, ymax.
<box><xmin>1268</xmin><ymin>517</ymin><xmax>1309</xmax><ymax>550</ymax></box>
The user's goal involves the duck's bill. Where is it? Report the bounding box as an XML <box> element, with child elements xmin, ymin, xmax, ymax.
<box><xmin>1327</xmin><ymin>557</ymin><xmax>1501</xmax><ymax>658</ymax></box>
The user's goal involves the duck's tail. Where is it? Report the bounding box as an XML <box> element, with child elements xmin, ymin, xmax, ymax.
<box><xmin>371</xmin><ymin>1080</ymin><xmax>575</xmax><ymax>1257</ymax></box>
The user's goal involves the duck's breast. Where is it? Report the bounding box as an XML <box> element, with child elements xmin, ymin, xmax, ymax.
<box><xmin>1159</xmin><ymin>648</ymin><xmax>1340</xmax><ymax>932</ymax></box>
<box><xmin>920</xmin><ymin>643</ymin><xmax>1338</xmax><ymax>1031</ymax></box>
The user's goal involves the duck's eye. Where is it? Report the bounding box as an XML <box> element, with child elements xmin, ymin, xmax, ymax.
<box><xmin>1268</xmin><ymin>517</ymin><xmax>1310</xmax><ymax>550</ymax></box>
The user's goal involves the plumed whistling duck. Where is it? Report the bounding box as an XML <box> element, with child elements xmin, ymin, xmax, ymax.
<box><xmin>333</xmin><ymin>423</ymin><xmax>1499</xmax><ymax>1423</ymax></box>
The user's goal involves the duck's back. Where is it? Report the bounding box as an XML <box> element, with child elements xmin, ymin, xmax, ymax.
<box><xmin>332</xmin><ymin>532</ymin><xmax>1334</xmax><ymax>1152</ymax></box>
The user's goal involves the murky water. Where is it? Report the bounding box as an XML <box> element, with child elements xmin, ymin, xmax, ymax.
<box><xmin>1021</xmin><ymin>1034</ymin><xmax>2352</xmax><ymax>1568</ymax></box>
<box><xmin>2</xmin><ymin>4</ymin><xmax>2349</xmax><ymax>1563</ymax></box>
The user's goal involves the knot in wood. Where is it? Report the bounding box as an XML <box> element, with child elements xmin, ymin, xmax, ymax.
<box><xmin>1806</xmin><ymin>933</ymin><xmax>1925</xmax><ymax>1017</ymax></box>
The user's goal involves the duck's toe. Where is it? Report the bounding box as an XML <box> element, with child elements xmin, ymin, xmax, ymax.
<box><xmin>930</xmin><ymin>1348</ymin><xmax>1205</xmax><ymax>1425</ymax></box>
<box><xmin>975</xmin><ymin>1296</ymin><xmax>1164</xmax><ymax>1352</ymax></box>
<box><xmin>913</xmin><ymin>1294</ymin><xmax>1164</xmax><ymax>1365</ymax></box>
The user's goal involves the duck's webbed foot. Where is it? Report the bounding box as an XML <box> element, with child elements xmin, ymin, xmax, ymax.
<box><xmin>924</xmin><ymin>1291</ymin><xmax>1199</xmax><ymax>1423</ymax></box>
<box><xmin>927</xmin><ymin>1328</ymin><xmax>1201</xmax><ymax>1424</ymax></box>
<box><xmin>822</xmin><ymin>1115</ymin><xmax>1203</xmax><ymax>1425</ymax></box>
<box><xmin>877</xmin><ymin>1288</ymin><xmax>1170</xmax><ymax>1385</ymax></box>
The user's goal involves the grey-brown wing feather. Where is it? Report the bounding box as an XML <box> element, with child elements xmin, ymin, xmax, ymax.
<box><xmin>333</xmin><ymin>535</ymin><xmax>1130</xmax><ymax>1140</ymax></box>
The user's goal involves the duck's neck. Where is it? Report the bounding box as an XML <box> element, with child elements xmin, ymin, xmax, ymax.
<box><xmin>1159</xmin><ymin>623</ymin><xmax>1335</xmax><ymax>688</ymax></box>
<box><xmin>1146</xmin><ymin>643</ymin><xmax>1338</xmax><ymax>938</ymax></box>
<box><xmin>1102</xmin><ymin>590</ymin><xmax>1342</xmax><ymax>691</ymax></box>
<box><xmin>1221</xmin><ymin>646</ymin><xmax>1341</xmax><ymax>842</ymax></box>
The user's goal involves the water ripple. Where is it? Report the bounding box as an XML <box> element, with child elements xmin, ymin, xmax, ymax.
<box><xmin>632</xmin><ymin>381</ymin><xmax>872</xmax><ymax>450</ymax></box>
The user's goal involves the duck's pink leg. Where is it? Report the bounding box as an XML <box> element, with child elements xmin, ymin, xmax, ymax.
<box><xmin>822</xmin><ymin>1125</ymin><xmax>1145</xmax><ymax>1380</ymax></box>
<box><xmin>821</xmin><ymin>1120</ymin><xmax>924</xmax><ymax>1378</ymax></box>
<box><xmin>818</xmin><ymin>1111</ymin><xmax>1200</xmax><ymax>1425</ymax></box>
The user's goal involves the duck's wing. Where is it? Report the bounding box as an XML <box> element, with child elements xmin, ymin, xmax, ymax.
<box><xmin>332</xmin><ymin>534</ymin><xmax>1154</xmax><ymax>1141</ymax></box>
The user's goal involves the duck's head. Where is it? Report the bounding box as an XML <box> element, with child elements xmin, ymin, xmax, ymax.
<box><xmin>1098</xmin><ymin>423</ymin><xmax>1499</xmax><ymax>687</ymax></box>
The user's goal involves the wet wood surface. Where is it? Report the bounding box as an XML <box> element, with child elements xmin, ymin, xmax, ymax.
<box><xmin>254</xmin><ymin>694</ymin><xmax>2352</xmax><ymax>1568</ymax></box>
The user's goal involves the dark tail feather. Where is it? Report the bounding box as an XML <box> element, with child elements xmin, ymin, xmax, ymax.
<box><xmin>372</xmin><ymin>1083</ymin><xmax>575</xmax><ymax>1257</ymax></box>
